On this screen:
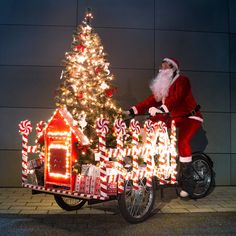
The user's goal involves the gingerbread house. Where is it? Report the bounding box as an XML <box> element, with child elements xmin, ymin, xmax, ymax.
<box><xmin>44</xmin><ymin>107</ymin><xmax>89</xmax><ymax>190</ymax></box>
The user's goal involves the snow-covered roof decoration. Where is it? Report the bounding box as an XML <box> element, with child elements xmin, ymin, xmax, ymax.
<box><xmin>46</xmin><ymin>107</ymin><xmax>90</xmax><ymax>146</ymax></box>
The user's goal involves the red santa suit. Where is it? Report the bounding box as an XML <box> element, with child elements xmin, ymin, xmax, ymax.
<box><xmin>131</xmin><ymin>73</ymin><xmax>203</xmax><ymax>163</ymax></box>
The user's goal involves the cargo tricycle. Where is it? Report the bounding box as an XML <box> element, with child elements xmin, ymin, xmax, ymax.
<box><xmin>19</xmin><ymin>108</ymin><xmax>213</xmax><ymax>223</ymax></box>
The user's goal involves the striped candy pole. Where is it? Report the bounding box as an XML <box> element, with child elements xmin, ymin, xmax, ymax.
<box><xmin>39</xmin><ymin>151</ymin><xmax>45</xmax><ymax>160</ymax></box>
<box><xmin>27</xmin><ymin>145</ymin><xmax>38</xmax><ymax>153</ymax></box>
<box><xmin>36</xmin><ymin>120</ymin><xmax>46</xmax><ymax>160</ymax></box>
<box><xmin>19</xmin><ymin>120</ymin><xmax>32</xmax><ymax>184</ymax></box>
<box><xmin>144</xmin><ymin>120</ymin><xmax>155</xmax><ymax>187</ymax></box>
<box><xmin>164</xmin><ymin>125</ymin><xmax>171</xmax><ymax>181</ymax></box>
<box><xmin>36</xmin><ymin>120</ymin><xmax>45</xmax><ymax>133</ymax></box>
<box><xmin>170</xmin><ymin>120</ymin><xmax>178</xmax><ymax>184</ymax></box>
<box><xmin>158</xmin><ymin>122</ymin><xmax>168</xmax><ymax>185</ymax></box>
<box><xmin>114</xmin><ymin>118</ymin><xmax>126</xmax><ymax>194</ymax></box>
<box><xmin>152</xmin><ymin>121</ymin><xmax>161</xmax><ymax>178</ymax></box>
<box><xmin>96</xmin><ymin>118</ymin><xmax>109</xmax><ymax>198</ymax></box>
<box><xmin>130</xmin><ymin>119</ymin><xmax>141</xmax><ymax>190</ymax></box>
<box><xmin>36</xmin><ymin>121</ymin><xmax>45</xmax><ymax>137</ymax></box>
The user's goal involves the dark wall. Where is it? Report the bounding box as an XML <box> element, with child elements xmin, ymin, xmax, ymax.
<box><xmin>0</xmin><ymin>0</ymin><xmax>235</xmax><ymax>186</ymax></box>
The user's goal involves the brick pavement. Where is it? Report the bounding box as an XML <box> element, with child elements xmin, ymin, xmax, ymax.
<box><xmin>0</xmin><ymin>186</ymin><xmax>235</xmax><ymax>215</ymax></box>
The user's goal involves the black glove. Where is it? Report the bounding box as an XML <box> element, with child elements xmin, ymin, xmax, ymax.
<box><xmin>129</xmin><ymin>108</ymin><xmax>135</xmax><ymax>117</ymax></box>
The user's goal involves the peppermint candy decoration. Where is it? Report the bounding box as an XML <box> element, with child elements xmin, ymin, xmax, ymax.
<box><xmin>153</xmin><ymin>121</ymin><xmax>163</xmax><ymax>131</ymax></box>
<box><xmin>129</xmin><ymin>119</ymin><xmax>141</xmax><ymax>134</ymax></box>
<box><xmin>96</xmin><ymin>118</ymin><xmax>109</xmax><ymax>135</ymax></box>
<box><xmin>36</xmin><ymin>121</ymin><xmax>46</xmax><ymax>133</ymax></box>
<box><xmin>144</xmin><ymin>120</ymin><xmax>155</xmax><ymax>134</ymax></box>
<box><xmin>19</xmin><ymin>120</ymin><xmax>32</xmax><ymax>135</ymax></box>
<box><xmin>159</xmin><ymin>121</ymin><xmax>167</xmax><ymax>133</ymax></box>
<box><xmin>114</xmin><ymin>118</ymin><xmax>126</xmax><ymax>135</ymax></box>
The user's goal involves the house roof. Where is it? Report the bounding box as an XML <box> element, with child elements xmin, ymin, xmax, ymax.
<box><xmin>45</xmin><ymin>107</ymin><xmax>90</xmax><ymax>145</ymax></box>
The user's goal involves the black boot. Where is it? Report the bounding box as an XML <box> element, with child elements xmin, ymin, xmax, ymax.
<box><xmin>179</xmin><ymin>162</ymin><xmax>195</xmax><ymax>198</ymax></box>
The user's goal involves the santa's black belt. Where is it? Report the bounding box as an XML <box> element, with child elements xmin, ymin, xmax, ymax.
<box><xmin>186</xmin><ymin>104</ymin><xmax>201</xmax><ymax>117</ymax></box>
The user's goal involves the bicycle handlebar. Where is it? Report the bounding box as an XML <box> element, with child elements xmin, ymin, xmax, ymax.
<box><xmin>133</xmin><ymin>112</ymin><xmax>170</xmax><ymax>116</ymax></box>
<box><xmin>124</xmin><ymin>112</ymin><xmax>170</xmax><ymax>122</ymax></box>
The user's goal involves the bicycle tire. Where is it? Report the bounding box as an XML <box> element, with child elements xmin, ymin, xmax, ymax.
<box><xmin>190</xmin><ymin>153</ymin><xmax>214</xmax><ymax>199</ymax></box>
<box><xmin>118</xmin><ymin>177</ymin><xmax>156</xmax><ymax>224</ymax></box>
<box><xmin>54</xmin><ymin>194</ymin><xmax>87</xmax><ymax>211</ymax></box>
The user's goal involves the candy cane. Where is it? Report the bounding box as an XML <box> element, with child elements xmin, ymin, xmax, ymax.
<box><xmin>158</xmin><ymin>122</ymin><xmax>169</xmax><ymax>185</ymax></box>
<box><xmin>36</xmin><ymin>121</ymin><xmax>45</xmax><ymax>133</ymax></box>
<box><xmin>130</xmin><ymin>119</ymin><xmax>141</xmax><ymax>190</ymax></box>
<box><xmin>114</xmin><ymin>118</ymin><xmax>126</xmax><ymax>193</ymax></box>
<box><xmin>19</xmin><ymin>120</ymin><xmax>32</xmax><ymax>183</ymax></box>
<box><xmin>144</xmin><ymin>120</ymin><xmax>155</xmax><ymax>187</ymax></box>
<box><xmin>170</xmin><ymin>120</ymin><xmax>177</xmax><ymax>184</ymax></box>
<box><xmin>39</xmin><ymin>151</ymin><xmax>45</xmax><ymax>160</ymax></box>
<box><xmin>27</xmin><ymin>145</ymin><xmax>38</xmax><ymax>153</ymax></box>
<box><xmin>107</xmin><ymin>146</ymin><xmax>153</xmax><ymax>160</ymax></box>
<box><xmin>96</xmin><ymin>118</ymin><xmax>109</xmax><ymax>197</ymax></box>
<box><xmin>35</xmin><ymin>120</ymin><xmax>45</xmax><ymax>143</ymax></box>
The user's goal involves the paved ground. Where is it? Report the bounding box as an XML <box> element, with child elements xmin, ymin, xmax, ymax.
<box><xmin>0</xmin><ymin>186</ymin><xmax>236</xmax><ymax>235</ymax></box>
<box><xmin>0</xmin><ymin>212</ymin><xmax>235</xmax><ymax>235</ymax></box>
<box><xmin>0</xmin><ymin>186</ymin><xmax>236</xmax><ymax>215</ymax></box>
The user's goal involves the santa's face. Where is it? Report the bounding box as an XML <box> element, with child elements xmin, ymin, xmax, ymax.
<box><xmin>160</xmin><ymin>61</ymin><xmax>172</xmax><ymax>70</ymax></box>
<box><xmin>149</xmin><ymin>65</ymin><xmax>174</xmax><ymax>102</ymax></box>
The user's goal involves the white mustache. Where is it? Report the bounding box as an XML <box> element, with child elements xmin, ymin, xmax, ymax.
<box><xmin>150</xmin><ymin>69</ymin><xmax>173</xmax><ymax>102</ymax></box>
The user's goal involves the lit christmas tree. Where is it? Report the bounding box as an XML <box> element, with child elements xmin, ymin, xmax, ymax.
<box><xmin>55</xmin><ymin>9</ymin><xmax>123</xmax><ymax>164</ymax></box>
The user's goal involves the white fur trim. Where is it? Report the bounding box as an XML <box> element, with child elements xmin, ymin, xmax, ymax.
<box><xmin>179</xmin><ymin>156</ymin><xmax>192</xmax><ymax>163</ymax></box>
<box><xmin>189</xmin><ymin>116</ymin><xmax>203</xmax><ymax>122</ymax></box>
<box><xmin>163</xmin><ymin>58</ymin><xmax>179</xmax><ymax>70</ymax></box>
<box><xmin>180</xmin><ymin>190</ymin><xmax>189</xmax><ymax>197</ymax></box>
<box><xmin>170</xmin><ymin>73</ymin><xmax>180</xmax><ymax>85</ymax></box>
<box><xmin>160</xmin><ymin>105</ymin><xmax>169</xmax><ymax>113</ymax></box>
<box><xmin>132</xmin><ymin>106</ymin><xmax>138</xmax><ymax>115</ymax></box>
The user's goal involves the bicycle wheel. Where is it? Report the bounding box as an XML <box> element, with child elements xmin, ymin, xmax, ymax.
<box><xmin>54</xmin><ymin>195</ymin><xmax>87</xmax><ymax>211</ymax></box>
<box><xmin>118</xmin><ymin>177</ymin><xmax>156</xmax><ymax>224</ymax></box>
<box><xmin>190</xmin><ymin>153</ymin><xmax>214</xmax><ymax>199</ymax></box>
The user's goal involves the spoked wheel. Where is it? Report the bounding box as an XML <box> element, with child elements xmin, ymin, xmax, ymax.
<box><xmin>190</xmin><ymin>153</ymin><xmax>214</xmax><ymax>199</ymax></box>
<box><xmin>54</xmin><ymin>195</ymin><xmax>87</xmax><ymax>211</ymax></box>
<box><xmin>118</xmin><ymin>178</ymin><xmax>156</xmax><ymax>224</ymax></box>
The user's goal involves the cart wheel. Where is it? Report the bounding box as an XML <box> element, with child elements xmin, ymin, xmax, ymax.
<box><xmin>118</xmin><ymin>177</ymin><xmax>156</xmax><ymax>224</ymax></box>
<box><xmin>190</xmin><ymin>153</ymin><xmax>214</xmax><ymax>199</ymax></box>
<box><xmin>54</xmin><ymin>195</ymin><xmax>87</xmax><ymax>211</ymax></box>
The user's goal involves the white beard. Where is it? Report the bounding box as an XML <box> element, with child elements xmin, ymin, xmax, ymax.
<box><xmin>150</xmin><ymin>69</ymin><xmax>173</xmax><ymax>102</ymax></box>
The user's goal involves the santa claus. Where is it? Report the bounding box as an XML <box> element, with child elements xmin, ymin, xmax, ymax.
<box><xmin>126</xmin><ymin>57</ymin><xmax>203</xmax><ymax>198</ymax></box>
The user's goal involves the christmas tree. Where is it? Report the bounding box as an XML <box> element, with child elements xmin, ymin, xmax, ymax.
<box><xmin>55</xmin><ymin>9</ymin><xmax>123</xmax><ymax>163</ymax></box>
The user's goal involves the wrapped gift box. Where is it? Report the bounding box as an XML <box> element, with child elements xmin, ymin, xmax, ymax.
<box><xmin>75</xmin><ymin>163</ymin><xmax>118</xmax><ymax>195</ymax></box>
<box><xmin>90</xmin><ymin>176</ymin><xmax>101</xmax><ymax>195</ymax></box>
<box><xmin>27</xmin><ymin>158</ymin><xmax>43</xmax><ymax>170</ymax></box>
<box><xmin>107</xmin><ymin>181</ymin><xmax>117</xmax><ymax>195</ymax></box>
<box><xmin>81</xmin><ymin>164</ymin><xmax>91</xmax><ymax>176</ymax></box>
<box><xmin>75</xmin><ymin>175</ymin><xmax>86</xmax><ymax>193</ymax></box>
<box><xmin>84</xmin><ymin>176</ymin><xmax>91</xmax><ymax>194</ymax></box>
<box><xmin>35</xmin><ymin>166</ymin><xmax>44</xmax><ymax>186</ymax></box>
<box><xmin>27</xmin><ymin>171</ymin><xmax>38</xmax><ymax>185</ymax></box>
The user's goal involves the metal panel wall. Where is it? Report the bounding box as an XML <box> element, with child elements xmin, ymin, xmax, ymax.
<box><xmin>0</xmin><ymin>0</ymin><xmax>234</xmax><ymax>186</ymax></box>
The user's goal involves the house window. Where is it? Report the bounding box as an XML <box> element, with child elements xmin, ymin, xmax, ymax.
<box><xmin>48</xmin><ymin>143</ymin><xmax>70</xmax><ymax>179</ymax></box>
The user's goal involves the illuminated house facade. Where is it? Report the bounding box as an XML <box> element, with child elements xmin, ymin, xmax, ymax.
<box><xmin>44</xmin><ymin>108</ymin><xmax>89</xmax><ymax>190</ymax></box>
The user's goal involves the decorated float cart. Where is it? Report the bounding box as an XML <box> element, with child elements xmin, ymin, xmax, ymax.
<box><xmin>19</xmin><ymin>107</ymin><xmax>212</xmax><ymax>223</ymax></box>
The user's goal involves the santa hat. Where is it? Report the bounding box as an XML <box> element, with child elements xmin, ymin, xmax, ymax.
<box><xmin>163</xmin><ymin>57</ymin><xmax>179</xmax><ymax>71</ymax></box>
